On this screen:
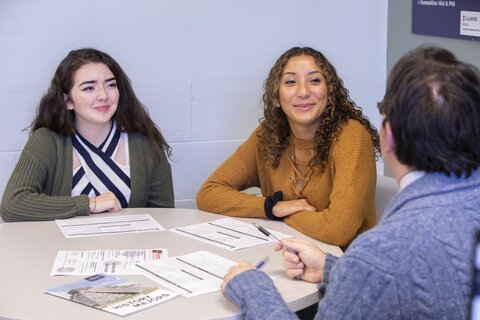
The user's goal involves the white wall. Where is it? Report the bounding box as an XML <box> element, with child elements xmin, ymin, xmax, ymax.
<box><xmin>0</xmin><ymin>0</ymin><xmax>388</xmax><ymax>209</ymax></box>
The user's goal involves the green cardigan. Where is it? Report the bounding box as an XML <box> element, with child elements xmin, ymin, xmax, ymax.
<box><xmin>0</xmin><ymin>128</ymin><xmax>174</xmax><ymax>222</ymax></box>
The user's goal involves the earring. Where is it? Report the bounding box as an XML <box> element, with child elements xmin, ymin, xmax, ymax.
<box><xmin>276</xmin><ymin>105</ymin><xmax>281</xmax><ymax>108</ymax></box>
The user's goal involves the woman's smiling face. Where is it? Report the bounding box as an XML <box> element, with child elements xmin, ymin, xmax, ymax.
<box><xmin>279</xmin><ymin>55</ymin><xmax>328</xmax><ymax>138</ymax></box>
<box><xmin>66</xmin><ymin>62</ymin><xmax>119</xmax><ymax>131</ymax></box>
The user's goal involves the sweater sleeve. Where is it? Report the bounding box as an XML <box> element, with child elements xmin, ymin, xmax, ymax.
<box><xmin>225</xmin><ymin>269</ymin><xmax>298</xmax><ymax>320</ymax></box>
<box><xmin>196</xmin><ymin>129</ymin><xmax>266</xmax><ymax>217</ymax></box>
<box><xmin>318</xmin><ymin>253</ymin><xmax>339</xmax><ymax>296</ymax></box>
<box><xmin>316</xmin><ymin>253</ymin><xmax>399</xmax><ymax>319</ymax></box>
<box><xmin>224</xmin><ymin>254</ymin><xmax>398</xmax><ymax>320</ymax></box>
<box><xmin>146</xmin><ymin>147</ymin><xmax>175</xmax><ymax>208</ymax></box>
<box><xmin>0</xmin><ymin>129</ymin><xmax>90</xmax><ymax>222</ymax></box>
<box><xmin>224</xmin><ymin>254</ymin><xmax>399</xmax><ymax>320</ymax></box>
<box><xmin>283</xmin><ymin>121</ymin><xmax>377</xmax><ymax>247</ymax></box>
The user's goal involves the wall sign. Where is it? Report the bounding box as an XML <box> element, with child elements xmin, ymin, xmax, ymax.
<box><xmin>412</xmin><ymin>0</ymin><xmax>480</xmax><ymax>41</ymax></box>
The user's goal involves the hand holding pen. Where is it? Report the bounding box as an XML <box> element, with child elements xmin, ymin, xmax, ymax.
<box><xmin>275</xmin><ymin>237</ymin><xmax>327</xmax><ymax>283</ymax></box>
<box><xmin>251</xmin><ymin>222</ymin><xmax>327</xmax><ymax>283</ymax></box>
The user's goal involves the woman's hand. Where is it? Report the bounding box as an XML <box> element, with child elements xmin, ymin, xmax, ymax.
<box><xmin>272</xmin><ymin>199</ymin><xmax>316</xmax><ymax>218</ymax></box>
<box><xmin>90</xmin><ymin>192</ymin><xmax>122</xmax><ymax>213</ymax></box>
<box><xmin>221</xmin><ymin>261</ymin><xmax>255</xmax><ymax>296</ymax></box>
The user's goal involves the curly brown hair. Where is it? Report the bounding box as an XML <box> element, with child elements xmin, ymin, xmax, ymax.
<box><xmin>258</xmin><ymin>47</ymin><xmax>380</xmax><ymax>169</ymax></box>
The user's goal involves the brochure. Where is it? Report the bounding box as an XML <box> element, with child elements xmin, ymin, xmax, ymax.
<box><xmin>45</xmin><ymin>274</ymin><xmax>178</xmax><ymax>316</ymax></box>
<box><xmin>50</xmin><ymin>248</ymin><xmax>167</xmax><ymax>276</ymax></box>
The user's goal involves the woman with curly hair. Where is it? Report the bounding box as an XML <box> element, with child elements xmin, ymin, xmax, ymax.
<box><xmin>196</xmin><ymin>47</ymin><xmax>379</xmax><ymax>247</ymax></box>
<box><xmin>1</xmin><ymin>48</ymin><xmax>174</xmax><ymax>222</ymax></box>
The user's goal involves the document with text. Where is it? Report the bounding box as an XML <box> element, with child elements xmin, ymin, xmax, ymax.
<box><xmin>170</xmin><ymin>217</ymin><xmax>292</xmax><ymax>251</ymax></box>
<box><xmin>135</xmin><ymin>251</ymin><xmax>236</xmax><ymax>297</ymax></box>
<box><xmin>50</xmin><ymin>248</ymin><xmax>168</xmax><ymax>276</ymax></box>
<box><xmin>56</xmin><ymin>214</ymin><xmax>164</xmax><ymax>238</ymax></box>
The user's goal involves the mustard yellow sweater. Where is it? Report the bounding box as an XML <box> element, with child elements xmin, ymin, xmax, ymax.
<box><xmin>196</xmin><ymin>120</ymin><xmax>376</xmax><ymax>247</ymax></box>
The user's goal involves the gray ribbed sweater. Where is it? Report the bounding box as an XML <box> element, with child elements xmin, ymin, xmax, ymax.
<box><xmin>226</xmin><ymin>170</ymin><xmax>480</xmax><ymax>319</ymax></box>
<box><xmin>1</xmin><ymin>128</ymin><xmax>174</xmax><ymax>221</ymax></box>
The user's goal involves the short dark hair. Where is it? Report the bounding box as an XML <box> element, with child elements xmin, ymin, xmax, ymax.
<box><xmin>379</xmin><ymin>46</ymin><xmax>480</xmax><ymax>177</ymax></box>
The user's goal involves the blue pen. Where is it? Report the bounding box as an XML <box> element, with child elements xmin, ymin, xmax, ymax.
<box><xmin>255</xmin><ymin>256</ymin><xmax>270</xmax><ymax>269</ymax></box>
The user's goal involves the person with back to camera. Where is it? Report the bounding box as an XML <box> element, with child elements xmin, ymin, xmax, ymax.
<box><xmin>0</xmin><ymin>48</ymin><xmax>174</xmax><ymax>222</ymax></box>
<box><xmin>196</xmin><ymin>47</ymin><xmax>380</xmax><ymax>248</ymax></box>
<box><xmin>220</xmin><ymin>46</ymin><xmax>480</xmax><ymax>319</ymax></box>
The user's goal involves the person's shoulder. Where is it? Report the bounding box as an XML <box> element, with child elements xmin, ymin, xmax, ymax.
<box><xmin>127</xmin><ymin>132</ymin><xmax>168</xmax><ymax>163</ymax></box>
<box><xmin>22</xmin><ymin>128</ymin><xmax>67</xmax><ymax>161</ymax></box>
<box><xmin>31</xmin><ymin>127</ymin><xmax>53</xmax><ymax>136</ymax></box>
<box><xmin>341</xmin><ymin>119</ymin><xmax>369</xmax><ymax>135</ymax></box>
<box><xmin>348</xmin><ymin>204</ymin><xmax>473</xmax><ymax>269</ymax></box>
<box><xmin>334</xmin><ymin>119</ymin><xmax>372</xmax><ymax>149</ymax></box>
<box><xmin>128</xmin><ymin>131</ymin><xmax>147</xmax><ymax>143</ymax></box>
<box><xmin>127</xmin><ymin>132</ymin><xmax>153</xmax><ymax>154</ymax></box>
<box><xmin>29</xmin><ymin>127</ymin><xmax>67</xmax><ymax>145</ymax></box>
<box><xmin>340</xmin><ymin>220</ymin><xmax>416</xmax><ymax>272</ymax></box>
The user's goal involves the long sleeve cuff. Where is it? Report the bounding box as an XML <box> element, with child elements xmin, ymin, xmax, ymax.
<box><xmin>225</xmin><ymin>269</ymin><xmax>298</xmax><ymax>320</ymax></box>
<box><xmin>264</xmin><ymin>191</ymin><xmax>283</xmax><ymax>220</ymax></box>
<box><xmin>317</xmin><ymin>253</ymin><xmax>339</xmax><ymax>294</ymax></box>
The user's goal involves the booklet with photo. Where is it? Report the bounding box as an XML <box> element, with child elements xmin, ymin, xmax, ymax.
<box><xmin>45</xmin><ymin>274</ymin><xmax>178</xmax><ymax>316</ymax></box>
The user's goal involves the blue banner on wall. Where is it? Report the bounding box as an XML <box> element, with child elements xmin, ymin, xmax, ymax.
<box><xmin>412</xmin><ymin>0</ymin><xmax>480</xmax><ymax>41</ymax></box>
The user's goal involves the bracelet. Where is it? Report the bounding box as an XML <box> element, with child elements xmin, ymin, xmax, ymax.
<box><xmin>264</xmin><ymin>191</ymin><xmax>283</xmax><ymax>221</ymax></box>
